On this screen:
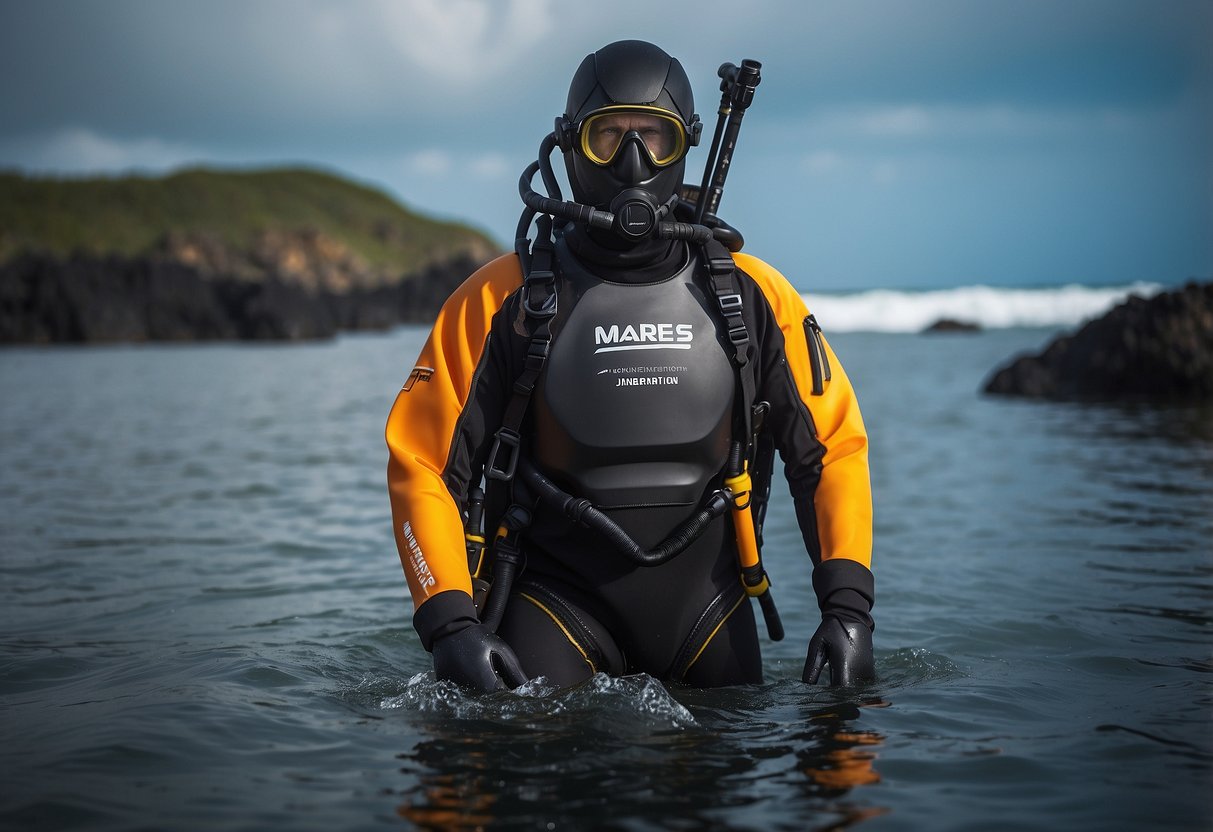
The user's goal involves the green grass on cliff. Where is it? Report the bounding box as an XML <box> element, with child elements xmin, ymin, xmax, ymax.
<box><xmin>0</xmin><ymin>166</ymin><xmax>499</xmax><ymax>273</ymax></box>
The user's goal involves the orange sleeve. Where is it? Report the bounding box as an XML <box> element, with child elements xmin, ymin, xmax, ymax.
<box><xmin>733</xmin><ymin>252</ymin><xmax>874</xmax><ymax>570</ymax></box>
<box><xmin>385</xmin><ymin>254</ymin><xmax>522</xmax><ymax>612</ymax></box>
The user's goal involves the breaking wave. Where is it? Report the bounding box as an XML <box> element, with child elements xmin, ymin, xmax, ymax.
<box><xmin>802</xmin><ymin>282</ymin><xmax>1166</xmax><ymax>333</ymax></box>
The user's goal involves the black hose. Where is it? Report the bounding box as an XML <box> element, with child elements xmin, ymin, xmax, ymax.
<box><xmin>514</xmin><ymin>206</ymin><xmax>536</xmax><ymax>275</ymax></box>
<box><xmin>742</xmin><ymin>563</ymin><xmax>784</xmax><ymax>642</ymax></box>
<box><xmin>758</xmin><ymin>591</ymin><xmax>784</xmax><ymax>642</ymax></box>
<box><xmin>518</xmin><ymin>459</ymin><xmax>728</xmax><ymax>567</ymax></box>
<box><xmin>656</xmin><ymin>221</ymin><xmax>714</xmax><ymax>245</ymax></box>
<box><xmin>523</xmin><ymin>190</ymin><xmax>613</xmax><ymax>230</ymax></box>
<box><xmin>519</xmin><ymin>152</ymin><xmax>613</xmax><ymax>230</ymax></box>
<box><xmin>479</xmin><ymin>556</ymin><xmax>515</xmax><ymax>633</ymax></box>
<box><xmin>711</xmin><ymin>224</ymin><xmax>744</xmax><ymax>253</ymax></box>
<box><xmin>726</xmin><ymin>441</ymin><xmax>745</xmax><ymax>478</ymax></box>
<box><xmin>536</xmin><ymin>133</ymin><xmax>563</xmax><ymax>201</ymax></box>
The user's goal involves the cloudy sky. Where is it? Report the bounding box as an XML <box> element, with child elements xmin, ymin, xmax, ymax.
<box><xmin>1</xmin><ymin>0</ymin><xmax>1209</xmax><ymax>291</ymax></box>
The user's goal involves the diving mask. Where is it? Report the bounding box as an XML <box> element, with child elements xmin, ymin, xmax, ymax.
<box><xmin>577</xmin><ymin>106</ymin><xmax>692</xmax><ymax>169</ymax></box>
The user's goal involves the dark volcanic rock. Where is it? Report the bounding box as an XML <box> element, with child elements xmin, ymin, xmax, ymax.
<box><xmin>983</xmin><ymin>281</ymin><xmax>1213</xmax><ymax>401</ymax></box>
<box><xmin>0</xmin><ymin>251</ymin><xmax>484</xmax><ymax>344</ymax></box>
<box><xmin>923</xmin><ymin>318</ymin><xmax>981</xmax><ymax>333</ymax></box>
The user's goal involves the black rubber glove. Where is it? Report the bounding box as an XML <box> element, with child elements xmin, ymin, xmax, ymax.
<box><xmin>804</xmin><ymin>558</ymin><xmax>876</xmax><ymax>686</ymax></box>
<box><xmin>802</xmin><ymin>617</ymin><xmax>875</xmax><ymax>686</ymax></box>
<box><xmin>432</xmin><ymin>623</ymin><xmax>529</xmax><ymax>692</ymax></box>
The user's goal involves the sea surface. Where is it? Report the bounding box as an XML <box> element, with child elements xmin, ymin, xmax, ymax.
<box><xmin>2</xmin><ymin>318</ymin><xmax>1211</xmax><ymax>831</ymax></box>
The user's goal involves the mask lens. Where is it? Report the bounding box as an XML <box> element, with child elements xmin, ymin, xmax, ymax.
<box><xmin>580</xmin><ymin>109</ymin><xmax>686</xmax><ymax>167</ymax></box>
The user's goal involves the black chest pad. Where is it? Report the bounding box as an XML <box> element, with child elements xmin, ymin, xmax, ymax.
<box><xmin>532</xmin><ymin>245</ymin><xmax>735</xmax><ymax>508</ymax></box>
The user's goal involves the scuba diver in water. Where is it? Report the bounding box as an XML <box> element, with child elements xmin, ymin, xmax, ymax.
<box><xmin>386</xmin><ymin>40</ymin><xmax>875</xmax><ymax>691</ymax></box>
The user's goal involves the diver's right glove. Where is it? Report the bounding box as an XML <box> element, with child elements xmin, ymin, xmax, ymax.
<box><xmin>413</xmin><ymin>589</ymin><xmax>529</xmax><ymax>692</ymax></box>
<box><xmin>802</xmin><ymin>558</ymin><xmax>876</xmax><ymax>687</ymax></box>
<box><xmin>432</xmin><ymin>623</ymin><xmax>528</xmax><ymax>692</ymax></box>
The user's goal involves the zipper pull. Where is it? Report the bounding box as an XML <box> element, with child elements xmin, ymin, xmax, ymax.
<box><xmin>803</xmin><ymin>314</ymin><xmax>833</xmax><ymax>396</ymax></box>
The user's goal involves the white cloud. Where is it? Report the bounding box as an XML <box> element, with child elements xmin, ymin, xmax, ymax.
<box><xmin>856</xmin><ymin>106</ymin><xmax>934</xmax><ymax>136</ymax></box>
<box><xmin>0</xmin><ymin>128</ymin><xmax>209</xmax><ymax>174</ymax></box>
<box><xmin>801</xmin><ymin>150</ymin><xmax>844</xmax><ymax>175</ymax></box>
<box><xmin>804</xmin><ymin>103</ymin><xmax>1145</xmax><ymax>142</ymax></box>
<box><xmin>377</xmin><ymin>0</ymin><xmax>555</xmax><ymax>87</ymax></box>
<box><xmin>400</xmin><ymin>149</ymin><xmax>514</xmax><ymax>180</ymax></box>
<box><xmin>797</xmin><ymin>149</ymin><xmax>901</xmax><ymax>185</ymax></box>
<box><xmin>469</xmin><ymin>153</ymin><xmax>510</xmax><ymax>179</ymax></box>
<box><xmin>406</xmin><ymin>149</ymin><xmax>454</xmax><ymax>176</ymax></box>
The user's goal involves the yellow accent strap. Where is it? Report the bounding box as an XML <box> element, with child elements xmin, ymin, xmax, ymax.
<box><xmin>685</xmin><ymin>595</ymin><xmax>746</xmax><ymax>671</ymax></box>
<box><xmin>519</xmin><ymin>592</ymin><xmax>597</xmax><ymax>674</ymax></box>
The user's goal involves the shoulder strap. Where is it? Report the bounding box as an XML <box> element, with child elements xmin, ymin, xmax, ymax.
<box><xmin>485</xmin><ymin>217</ymin><xmax>558</xmax><ymax>483</ymax></box>
<box><xmin>701</xmin><ymin>236</ymin><xmax>757</xmax><ymax>454</ymax></box>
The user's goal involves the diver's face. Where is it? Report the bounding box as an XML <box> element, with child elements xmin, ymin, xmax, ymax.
<box><xmin>567</xmin><ymin>107</ymin><xmax>689</xmax><ymax>214</ymax></box>
<box><xmin>583</xmin><ymin>113</ymin><xmax>681</xmax><ymax>167</ymax></box>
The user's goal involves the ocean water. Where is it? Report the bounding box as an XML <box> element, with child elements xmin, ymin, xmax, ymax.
<box><xmin>1</xmin><ymin>317</ymin><xmax>1210</xmax><ymax>831</ymax></box>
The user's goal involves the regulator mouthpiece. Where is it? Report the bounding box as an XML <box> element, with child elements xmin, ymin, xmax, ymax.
<box><xmin>609</xmin><ymin>189</ymin><xmax>678</xmax><ymax>242</ymax></box>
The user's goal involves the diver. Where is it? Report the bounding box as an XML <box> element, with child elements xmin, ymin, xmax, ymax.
<box><xmin>386</xmin><ymin>40</ymin><xmax>875</xmax><ymax>692</ymax></box>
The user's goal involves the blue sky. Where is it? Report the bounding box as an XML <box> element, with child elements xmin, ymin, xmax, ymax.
<box><xmin>1</xmin><ymin>0</ymin><xmax>1209</xmax><ymax>291</ymax></box>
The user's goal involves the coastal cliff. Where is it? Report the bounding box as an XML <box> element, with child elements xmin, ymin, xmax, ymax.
<box><xmin>0</xmin><ymin>168</ymin><xmax>500</xmax><ymax>343</ymax></box>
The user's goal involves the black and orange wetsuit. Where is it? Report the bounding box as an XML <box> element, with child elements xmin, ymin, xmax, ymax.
<box><xmin>386</xmin><ymin>237</ymin><xmax>873</xmax><ymax>687</ymax></box>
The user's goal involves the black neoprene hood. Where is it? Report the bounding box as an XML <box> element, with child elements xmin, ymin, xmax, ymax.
<box><xmin>564</xmin><ymin>39</ymin><xmax>696</xmax><ymax>126</ymax></box>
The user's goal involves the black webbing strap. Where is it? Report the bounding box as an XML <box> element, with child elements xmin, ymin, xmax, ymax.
<box><xmin>485</xmin><ymin>219</ymin><xmax>558</xmax><ymax>483</ymax></box>
<box><xmin>702</xmin><ymin>237</ymin><xmax>757</xmax><ymax>451</ymax></box>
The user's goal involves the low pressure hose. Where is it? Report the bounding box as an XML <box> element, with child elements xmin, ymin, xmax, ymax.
<box><xmin>479</xmin><ymin>553</ymin><xmax>516</xmax><ymax>633</ymax></box>
<box><xmin>656</xmin><ymin>221</ymin><xmax>714</xmax><ymax>245</ymax></box>
<box><xmin>478</xmin><ymin>505</ymin><xmax>531</xmax><ymax>633</ymax></box>
<box><xmin>517</xmin><ymin>459</ymin><xmax>729</xmax><ymax>567</ymax></box>
<box><xmin>519</xmin><ymin>161</ymin><xmax>614</xmax><ymax>231</ymax></box>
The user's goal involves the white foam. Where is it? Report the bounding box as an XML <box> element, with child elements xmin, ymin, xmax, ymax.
<box><xmin>802</xmin><ymin>282</ymin><xmax>1166</xmax><ymax>333</ymax></box>
<box><xmin>376</xmin><ymin>671</ymin><xmax>696</xmax><ymax>728</ymax></box>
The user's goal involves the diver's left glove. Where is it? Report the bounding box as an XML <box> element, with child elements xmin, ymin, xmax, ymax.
<box><xmin>802</xmin><ymin>559</ymin><xmax>876</xmax><ymax>687</ymax></box>
<box><xmin>432</xmin><ymin>623</ymin><xmax>528</xmax><ymax>692</ymax></box>
<box><xmin>413</xmin><ymin>589</ymin><xmax>528</xmax><ymax>692</ymax></box>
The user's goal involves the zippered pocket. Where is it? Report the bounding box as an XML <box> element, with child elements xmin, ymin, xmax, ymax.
<box><xmin>803</xmin><ymin>314</ymin><xmax>832</xmax><ymax>396</ymax></box>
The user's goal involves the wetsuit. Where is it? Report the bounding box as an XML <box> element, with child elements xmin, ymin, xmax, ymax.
<box><xmin>386</xmin><ymin>234</ymin><xmax>873</xmax><ymax>688</ymax></box>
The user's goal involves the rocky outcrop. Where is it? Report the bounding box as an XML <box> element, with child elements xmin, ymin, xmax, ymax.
<box><xmin>983</xmin><ymin>281</ymin><xmax>1213</xmax><ymax>401</ymax></box>
<box><xmin>0</xmin><ymin>247</ymin><xmax>484</xmax><ymax>344</ymax></box>
<box><xmin>0</xmin><ymin>167</ymin><xmax>502</xmax><ymax>343</ymax></box>
<box><xmin>923</xmin><ymin>318</ymin><xmax>980</xmax><ymax>333</ymax></box>
<box><xmin>157</xmin><ymin>228</ymin><xmax>496</xmax><ymax>294</ymax></box>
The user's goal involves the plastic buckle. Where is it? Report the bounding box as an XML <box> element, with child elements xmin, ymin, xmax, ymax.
<box><xmin>708</xmin><ymin>256</ymin><xmax>735</xmax><ymax>276</ymax></box>
<box><xmin>727</xmin><ymin>322</ymin><xmax>749</xmax><ymax>346</ymax></box>
<box><xmin>523</xmin><ymin>270</ymin><xmax>558</xmax><ymax>318</ymax></box>
<box><xmin>485</xmin><ymin>428</ymin><xmax>521</xmax><ymax>481</ymax></box>
<box><xmin>718</xmin><ymin>292</ymin><xmax>743</xmax><ymax>316</ymax></box>
<box><xmin>527</xmin><ymin>337</ymin><xmax>551</xmax><ymax>362</ymax></box>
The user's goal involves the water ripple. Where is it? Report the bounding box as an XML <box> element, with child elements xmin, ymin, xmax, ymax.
<box><xmin>372</xmin><ymin>671</ymin><xmax>697</xmax><ymax>732</ymax></box>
